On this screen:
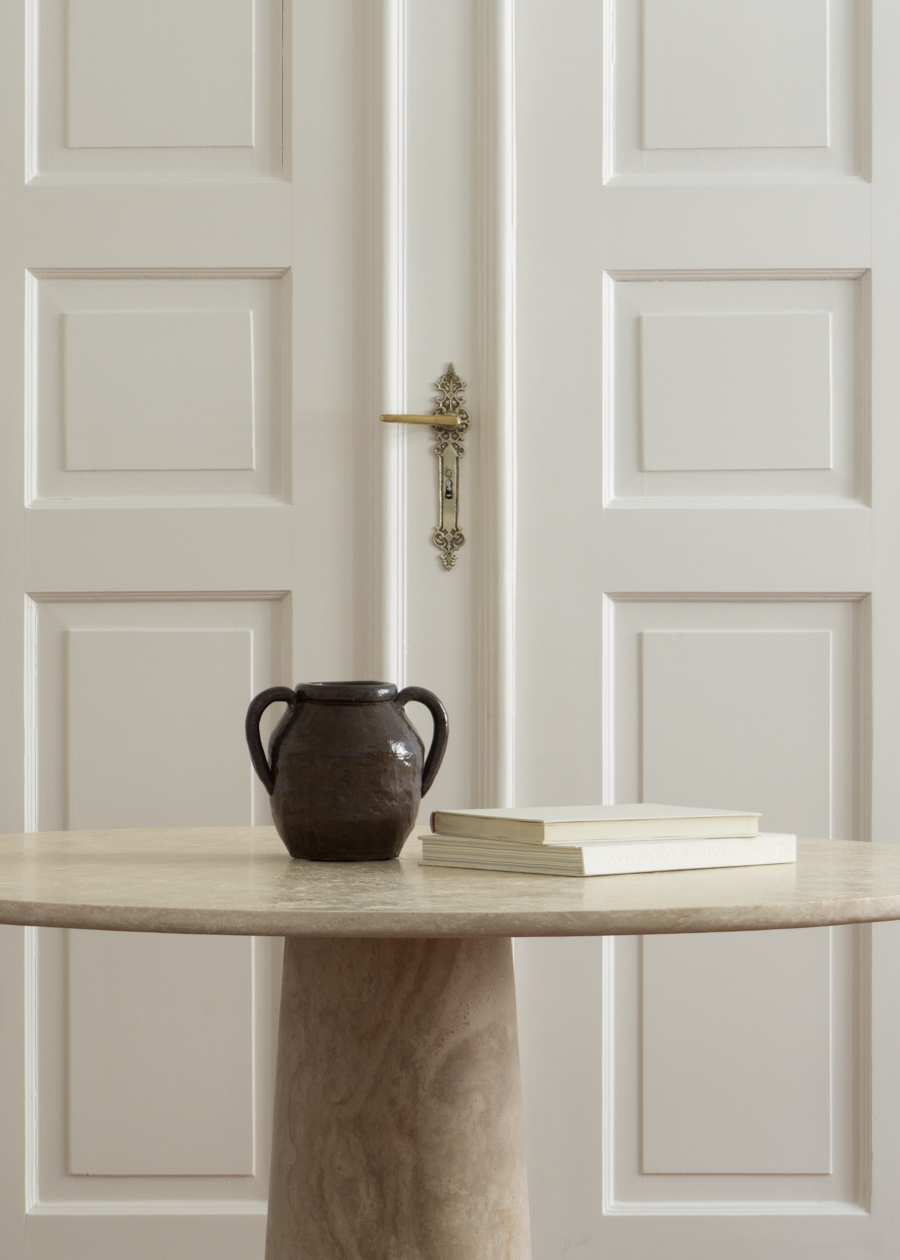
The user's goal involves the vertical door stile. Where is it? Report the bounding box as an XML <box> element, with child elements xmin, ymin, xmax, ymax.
<box><xmin>0</xmin><ymin>0</ymin><xmax>28</xmax><ymax>1253</ymax></box>
<box><xmin>477</xmin><ymin>0</ymin><xmax>517</xmax><ymax>809</ymax></box>
<box><xmin>868</xmin><ymin>0</ymin><xmax>900</xmax><ymax>1237</ymax></box>
<box><xmin>378</xmin><ymin>0</ymin><xmax>409</xmax><ymax>689</ymax></box>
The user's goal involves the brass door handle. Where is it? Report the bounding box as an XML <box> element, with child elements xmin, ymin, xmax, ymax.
<box><xmin>380</xmin><ymin>413</ymin><xmax>460</xmax><ymax>429</ymax></box>
<box><xmin>379</xmin><ymin>366</ymin><xmax>470</xmax><ymax>570</ymax></box>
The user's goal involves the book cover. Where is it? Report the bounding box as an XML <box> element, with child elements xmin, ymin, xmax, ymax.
<box><xmin>429</xmin><ymin>804</ymin><xmax>761</xmax><ymax>844</ymax></box>
<box><xmin>420</xmin><ymin>832</ymin><xmax>795</xmax><ymax>877</ymax></box>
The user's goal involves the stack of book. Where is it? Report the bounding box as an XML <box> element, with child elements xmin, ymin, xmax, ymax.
<box><xmin>420</xmin><ymin>805</ymin><xmax>796</xmax><ymax>877</ymax></box>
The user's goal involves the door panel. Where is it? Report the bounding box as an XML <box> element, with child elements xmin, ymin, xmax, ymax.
<box><xmin>3</xmin><ymin>0</ymin><xmax>350</xmax><ymax>1254</ymax></box>
<box><xmin>515</xmin><ymin>0</ymin><xmax>899</xmax><ymax>1256</ymax></box>
<box><xmin>30</xmin><ymin>600</ymin><xmax>287</xmax><ymax>1219</ymax></box>
<box><xmin>610</xmin><ymin>0</ymin><xmax>865</xmax><ymax>179</ymax></box>
<box><xmin>1</xmin><ymin>0</ymin><xmax>512</xmax><ymax>1255</ymax></box>
<box><xmin>30</xmin><ymin>271</ymin><xmax>290</xmax><ymax>503</ymax></box>
<box><xmin>34</xmin><ymin>0</ymin><xmax>283</xmax><ymax>177</ymax></box>
<box><xmin>67</xmin><ymin>931</ymin><xmax>255</xmax><ymax>1178</ymax></box>
<box><xmin>641</xmin><ymin>928</ymin><xmax>833</xmax><ymax>1177</ymax></box>
<box><xmin>608</xmin><ymin>273</ymin><xmax>867</xmax><ymax>503</ymax></box>
<box><xmin>34</xmin><ymin>927</ymin><xmax>282</xmax><ymax>1206</ymax></box>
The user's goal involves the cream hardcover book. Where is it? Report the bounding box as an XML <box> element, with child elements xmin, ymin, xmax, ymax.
<box><xmin>421</xmin><ymin>832</ymin><xmax>796</xmax><ymax>878</ymax></box>
<box><xmin>429</xmin><ymin>804</ymin><xmax>760</xmax><ymax>845</ymax></box>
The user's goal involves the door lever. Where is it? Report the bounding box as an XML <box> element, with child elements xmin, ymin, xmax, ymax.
<box><xmin>380</xmin><ymin>413</ymin><xmax>460</xmax><ymax>429</ymax></box>
<box><xmin>378</xmin><ymin>365</ymin><xmax>469</xmax><ymax>570</ymax></box>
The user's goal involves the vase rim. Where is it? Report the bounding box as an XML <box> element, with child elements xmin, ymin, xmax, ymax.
<box><xmin>295</xmin><ymin>681</ymin><xmax>397</xmax><ymax>703</ymax></box>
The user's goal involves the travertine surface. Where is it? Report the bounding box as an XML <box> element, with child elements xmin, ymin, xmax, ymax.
<box><xmin>0</xmin><ymin>827</ymin><xmax>898</xmax><ymax>936</ymax></box>
<box><xmin>266</xmin><ymin>936</ymin><xmax>530</xmax><ymax>1260</ymax></box>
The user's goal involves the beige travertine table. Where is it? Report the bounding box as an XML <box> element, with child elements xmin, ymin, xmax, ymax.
<box><xmin>4</xmin><ymin>826</ymin><xmax>900</xmax><ymax>1260</ymax></box>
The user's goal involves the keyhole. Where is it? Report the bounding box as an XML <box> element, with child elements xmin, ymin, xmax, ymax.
<box><xmin>444</xmin><ymin>477</ymin><xmax>454</xmax><ymax>500</ymax></box>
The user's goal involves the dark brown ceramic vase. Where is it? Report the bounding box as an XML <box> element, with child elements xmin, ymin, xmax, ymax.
<box><xmin>245</xmin><ymin>681</ymin><xmax>449</xmax><ymax>861</ymax></box>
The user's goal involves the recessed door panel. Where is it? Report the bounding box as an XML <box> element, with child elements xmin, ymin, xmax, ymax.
<box><xmin>30</xmin><ymin>0</ymin><xmax>282</xmax><ymax>178</ymax></box>
<box><xmin>608</xmin><ymin>273</ymin><xmax>867</xmax><ymax>504</ymax></box>
<box><xmin>30</xmin><ymin>272</ymin><xmax>289</xmax><ymax>505</ymax></box>
<box><xmin>31</xmin><ymin>596</ymin><xmax>287</xmax><ymax>1208</ymax></box>
<box><xmin>607</xmin><ymin>0</ymin><xmax>866</xmax><ymax>179</ymax></box>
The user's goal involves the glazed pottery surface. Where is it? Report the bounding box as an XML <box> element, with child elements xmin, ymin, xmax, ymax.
<box><xmin>245</xmin><ymin>681</ymin><xmax>449</xmax><ymax>861</ymax></box>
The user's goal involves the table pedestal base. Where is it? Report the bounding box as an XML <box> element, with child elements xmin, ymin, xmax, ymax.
<box><xmin>265</xmin><ymin>935</ymin><xmax>531</xmax><ymax>1259</ymax></box>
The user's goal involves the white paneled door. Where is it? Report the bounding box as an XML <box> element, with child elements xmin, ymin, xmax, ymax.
<box><xmin>0</xmin><ymin>0</ymin><xmax>510</xmax><ymax>1256</ymax></box>
<box><xmin>514</xmin><ymin>1</ymin><xmax>900</xmax><ymax>1258</ymax></box>
<box><xmin>0</xmin><ymin>3</ymin><xmax>898</xmax><ymax>1260</ymax></box>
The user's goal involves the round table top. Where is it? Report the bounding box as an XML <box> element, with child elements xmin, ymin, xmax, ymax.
<box><xmin>0</xmin><ymin>827</ymin><xmax>898</xmax><ymax>937</ymax></box>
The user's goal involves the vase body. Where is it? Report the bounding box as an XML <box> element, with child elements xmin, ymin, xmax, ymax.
<box><xmin>245</xmin><ymin>681</ymin><xmax>449</xmax><ymax>861</ymax></box>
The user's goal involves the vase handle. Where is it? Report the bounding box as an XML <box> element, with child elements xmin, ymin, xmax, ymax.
<box><xmin>395</xmin><ymin>687</ymin><xmax>450</xmax><ymax>797</ymax></box>
<box><xmin>245</xmin><ymin>686</ymin><xmax>297</xmax><ymax>795</ymax></box>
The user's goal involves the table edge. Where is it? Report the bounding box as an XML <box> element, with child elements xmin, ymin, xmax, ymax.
<box><xmin>3</xmin><ymin>895</ymin><xmax>900</xmax><ymax>937</ymax></box>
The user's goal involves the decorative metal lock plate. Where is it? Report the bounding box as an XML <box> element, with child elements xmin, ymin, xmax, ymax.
<box><xmin>380</xmin><ymin>364</ymin><xmax>470</xmax><ymax>570</ymax></box>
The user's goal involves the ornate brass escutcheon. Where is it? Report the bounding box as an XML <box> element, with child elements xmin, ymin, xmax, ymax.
<box><xmin>379</xmin><ymin>364</ymin><xmax>470</xmax><ymax>570</ymax></box>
